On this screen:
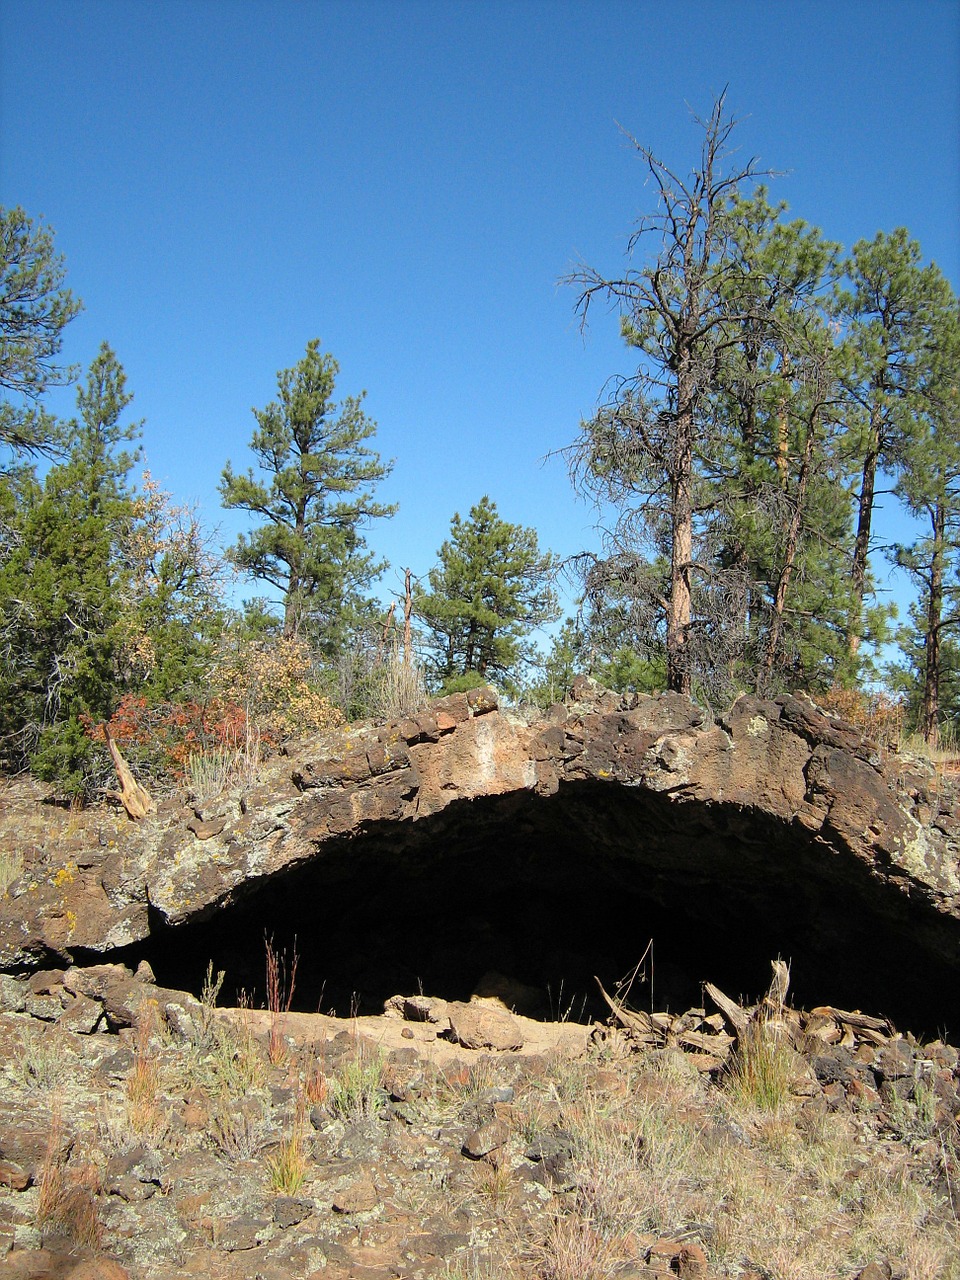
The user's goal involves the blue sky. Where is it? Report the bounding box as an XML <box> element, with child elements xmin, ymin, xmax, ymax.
<box><xmin>2</xmin><ymin>0</ymin><xmax>959</xmax><ymax>634</ymax></box>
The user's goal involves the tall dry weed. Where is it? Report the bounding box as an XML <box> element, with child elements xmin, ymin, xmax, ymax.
<box><xmin>126</xmin><ymin>1000</ymin><xmax>166</xmax><ymax>1137</ymax></box>
<box><xmin>265</xmin><ymin>935</ymin><xmax>298</xmax><ymax>1065</ymax></box>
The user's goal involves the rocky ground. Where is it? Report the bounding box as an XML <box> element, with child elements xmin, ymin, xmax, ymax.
<box><xmin>2</xmin><ymin>685</ymin><xmax>960</xmax><ymax>1280</ymax></box>
<box><xmin>0</xmin><ymin>958</ymin><xmax>957</xmax><ymax>1280</ymax></box>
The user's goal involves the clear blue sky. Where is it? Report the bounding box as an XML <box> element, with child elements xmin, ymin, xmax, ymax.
<box><xmin>2</xmin><ymin>0</ymin><xmax>959</xmax><ymax>632</ymax></box>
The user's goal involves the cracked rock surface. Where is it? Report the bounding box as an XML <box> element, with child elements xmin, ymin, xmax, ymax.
<box><xmin>2</xmin><ymin>679</ymin><xmax>960</xmax><ymax>1034</ymax></box>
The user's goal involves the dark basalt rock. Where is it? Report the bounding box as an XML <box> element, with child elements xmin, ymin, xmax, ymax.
<box><xmin>1</xmin><ymin>680</ymin><xmax>959</xmax><ymax>1035</ymax></box>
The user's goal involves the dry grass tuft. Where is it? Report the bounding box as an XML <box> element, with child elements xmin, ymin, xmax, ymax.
<box><xmin>536</xmin><ymin>1214</ymin><xmax>631</xmax><ymax>1280</ymax></box>
<box><xmin>303</xmin><ymin>1045</ymin><xmax>328</xmax><ymax>1105</ymax></box>
<box><xmin>723</xmin><ymin>1017</ymin><xmax>796</xmax><ymax>1113</ymax></box>
<box><xmin>328</xmin><ymin>1045</ymin><xmax>386</xmax><ymax>1122</ymax></box>
<box><xmin>265</xmin><ymin>935</ymin><xmax>298</xmax><ymax>1066</ymax></box>
<box><xmin>36</xmin><ymin>1097</ymin><xmax>104</xmax><ymax>1252</ymax></box>
<box><xmin>266</xmin><ymin>1093</ymin><xmax>308</xmax><ymax>1194</ymax></box>
<box><xmin>126</xmin><ymin>1000</ymin><xmax>166</xmax><ymax>1137</ymax></box>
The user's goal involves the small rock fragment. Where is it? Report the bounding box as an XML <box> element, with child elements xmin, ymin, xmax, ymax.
<box><xmin>332</xmin><ymin>1176</ymin><xmax>379</xmax><ymax>1214</ymax></box>
<box><xmin>0</xmin><ymin>1159</ymin><xmax>29</xmax><ymax>1191</ymax></box>
<box><xmin>57</xmin><ymin>991</ymin><xmax>104</xmax><ymax>1034</ymax></box>
<box><xmin>462</xmin><ymin>1118</ymin><xmax>511</xmax><ymax>1159</ymax></box>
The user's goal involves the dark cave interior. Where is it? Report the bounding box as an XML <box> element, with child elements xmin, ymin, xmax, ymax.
<box><xmin>113</xmin><ymin>780</ymin><xmax>960</xmax><ymax>1040</ymax></box>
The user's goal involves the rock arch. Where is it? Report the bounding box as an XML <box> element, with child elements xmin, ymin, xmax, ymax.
<box><xmin>3</xmin><ymin>680</ymin><xmax>959</xmax><ymax>1035</ymax></box>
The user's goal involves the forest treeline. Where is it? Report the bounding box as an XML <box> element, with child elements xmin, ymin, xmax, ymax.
<box><xmin>1</xmin><ymin>99</ymin><xmax>958</xmax><ymax>797</ymax></box>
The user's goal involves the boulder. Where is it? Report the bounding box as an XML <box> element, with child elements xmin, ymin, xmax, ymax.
<box><xmin>446</xmin><ymin>1001</ymin><xmax>524</xmax><ymax>1051</ymax></box>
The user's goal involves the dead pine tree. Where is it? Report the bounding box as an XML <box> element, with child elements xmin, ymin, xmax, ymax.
<box><xmin>564</xmin><ymin>92</ymin><xmax>777</xmax><ymax>696</ymax></box>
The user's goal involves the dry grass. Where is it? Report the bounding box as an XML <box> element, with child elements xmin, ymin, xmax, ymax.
<box><xmin>125</xmin><ymin>1000</ymin><xmax>166</xmax><ymax>1137</ymax></box>
<box><xmin>706</xmin><ymin>1118</ymin><xmax>960</xmax><ymax>1280</ymax></box>
<box><xmin>174</xmin><ymin>976</ymin><xmax>266</xmax><ymax>1100</ymax></box>
<box><xmin>508</xmin><ymin>1041</ymin><xmax>960</xmax><ymax>1280</ymax></box>
<box><xmin>336</xmin><ymin>638</ymin><xmax>429</xmax><ymax>721</ymax></box>
<box><xmin>328</xmin><ymin>1045</ymin><xmax>386</xmax><ymax>1122</ymax></box>
<box><xmin>536</xmin><ymin>1214</ymin><xmax>631</xmax><ymax>1280</ymax></box>
<box><xmin>266</xmin><ymin>1093</ymin><xmax>308</xmax><ymax>1194</ymax></box>
<box><xmin>560</xmin><ymin>1073</ymin><xmax>702</xmax><ymax>1238</ymax></box>
<box><xmin>302</xmin><ymin>1045</ymin><xmax>328</xmax><ymax>1105</ymax></box>
<box><xmin>0</xmin><ymin>845</ymin><xmax>23</xmax><ymax>895</ymax></box>
<box><xmin>3</xmin><ymin>943</ymin><xmax>957</xmax><ymax>1278</ymax></box>
<box><xmin>265</xmin><ymin>935</ymin><xmax>298</xmax><ymax>1066</ymax></box>
<box><xmin>36</xmin><ymin>1097</ymin><xmax>104</xmax><ymax>1251</ymax></box>
<box><xmin>723</xmin><ymin>1016</ymin><xmax>796</xmax><ymax>1113</ymax></box>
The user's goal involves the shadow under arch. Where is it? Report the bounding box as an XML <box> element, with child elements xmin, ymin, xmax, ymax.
<box><xmin>112</xmin><ymin>778</ymin><xmax>960</xmax><ymax>1040</ymax></box>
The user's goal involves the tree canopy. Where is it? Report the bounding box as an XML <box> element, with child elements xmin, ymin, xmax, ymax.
<box><xmin>2</xmin><ymin>104</ymin><xmax>959</xmax><ymax>799</ymax></box>
<box><xmin>220</xmin><ymin>339</ymin><xmax>396</xmax><ymax>650</ymax></box>
<box><xmin>564</xmin><ymin>97</ymin><xmax>960</xmax><ymax>726</ymax></box>
<box><xmin>414</xmin><ymin>496</ymin><xmax>559</xmax><ymax>692</ymax></box>
<box><xmin>0</xmin><ymin>206</ymin><xmax>82</xmax><ymax>459</ymax></box>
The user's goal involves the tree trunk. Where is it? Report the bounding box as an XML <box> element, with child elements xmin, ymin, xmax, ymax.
<box><xmin>763</xmin><ymin>412</ymin><xmax>816</xmax><ymax>679</ymax></box>
<box><xmin>847</xmin><ymin>408</ymin><xmax>880</xmax><ymax>656</ymax></box>
<box><xmin>776</xmin><ymin>397</ymin><xmax>790</xmax><ymax>487</ymax></box>
<box><xmin>284</xmin><ymin>566</ymin><xmax>302</xmax><ymax>637</ymax></box>
<box><xmin>403</xmin><ymin>568</ymin><xmax>413</xmax><ymax>667</ymax></box>
<box><xmin>667</xmin><ymin>362</ymin><xmax>694</xmax><ymax>695</ymax></box>
<box><xmin>378</xmin><ymin>601</ymin><xmax>396</xmax><ymax>660</ymax></box>
<box><xmin>921</xmin><ymin>502</ymin><xmax>945</xmax><ymax>748</ymax></box>
<box><xmin>464</xmin><ymin>618</ymin><xmax>478</xmax><ymax>674</ymax></box>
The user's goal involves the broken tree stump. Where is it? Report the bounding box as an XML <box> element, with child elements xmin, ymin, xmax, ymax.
<box><xmin>104</xmin><ymin>727</ymin><xmax>155</xmax><ymax>820</ymax></box>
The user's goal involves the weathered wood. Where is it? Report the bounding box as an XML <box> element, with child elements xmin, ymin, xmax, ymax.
<box><xmin>596</xmin><ymin>978</ymin><xmax>658</xmax><ymax>1037</ymax></box>
<box><xmin>855</xmin><ymin>1026</ymin><xmax>892</xmax><ymax>1047</ymax></box>
<box><xmin>678</xmin><ymin>1029</ymin><xmax>734</xmax><ymax>1057</ymax></box>
<box><xmin>764</xmin><ymin>959</ymin><xmax>791</xmax><ymax>1014</ymax></box>
<box><xmin>704</xmin><ymin>982</ymin><xmax>750</xmax><ymax>1038</ymax></box>
<box><xmin>803</xmin><ymin>1016</ymin><xmax>842</xmax><ymax>1044</ymax></box>
<box><xmin>809</xmin><ymin>1006</ymin><xmax>892</xmax><ymax>1034</ymax></box>
<box><xmin>104</xmin><ymin>727</ymin><xmax>155</xmax><ymax>820</ymax></box>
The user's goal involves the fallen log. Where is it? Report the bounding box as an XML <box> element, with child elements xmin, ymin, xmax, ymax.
<box><xmin>677</xmin><ymin>1028</ymin><xmax>734</xmax><ymax>1058</ymax></box>
<box><xmin>809</xmin><ymin>1006</ymin><xmax>893</xmax><ymax>1035</ymax></box>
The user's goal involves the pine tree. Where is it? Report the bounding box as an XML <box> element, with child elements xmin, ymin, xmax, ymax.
<box><xmin>0</xmin><ymin>206</ymin><xmax>82</xmax><ymax>459</ymax></box>
<box><xmin>836</xmin><ymin>230</ymin><xmax>956</xmax><ymax>655</ymax></box>
<box><xmin>536</xmin><ymin>613</ymin><xmax>666</xmax><ymax>705</ymax></box>
<box><xmin>220</xmin><ymin>339</ymin><xmax>395</xmax><ymax>650</ymax></box>
<box><xmin>0</xmin><ymin>343</ymin><xmax>141</xmax><ymax>788</ymax></box>
<box><xmin>709</xmin><ymin>191</ymin><xmax>858</xmax><ymax>693</ymax></box>
<box><xmin>889</xmin><ymin>294</ymin><xmax>960</xmax><ymax>746</ymax></box>
<box><xmin>415</xmin><ymin>496</ymin><xmax>559</xmax><ymax>691</ymax></box>
<box><xmin>562</xmin><ymin>101</ymin><xmax>875</xmax><ymax>702</ymax></box>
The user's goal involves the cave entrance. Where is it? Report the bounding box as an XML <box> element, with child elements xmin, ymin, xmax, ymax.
<box><xmin>126</xmin><ymin>780</ymin><xmax>960</xmax><ymax>1039</ymax></box>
